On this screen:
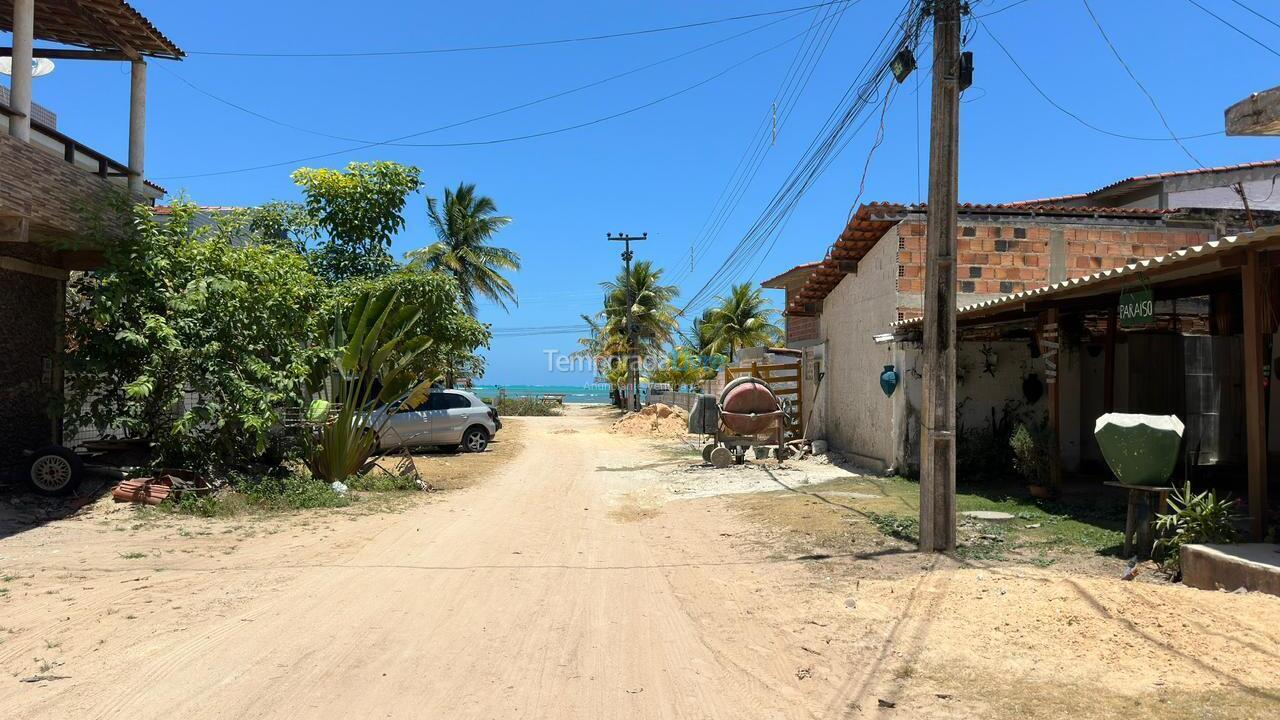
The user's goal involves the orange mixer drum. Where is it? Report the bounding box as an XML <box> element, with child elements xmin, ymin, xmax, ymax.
<box><xmin>718</xmin><ymin>377</ymin><xmax>779</xmax><ymax>435</ymax></box>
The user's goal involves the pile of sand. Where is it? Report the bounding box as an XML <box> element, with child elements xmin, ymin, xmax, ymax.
<box><xmin>611</xmin><ymin>403</ymin><xmax>689</xmax><ymax>438</ymax></box>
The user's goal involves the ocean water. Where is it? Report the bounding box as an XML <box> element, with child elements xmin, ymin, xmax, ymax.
<box><xmin>470</xmin><ymin>384</ymin><xmax>613</xmax><ymax>404</ymax></box>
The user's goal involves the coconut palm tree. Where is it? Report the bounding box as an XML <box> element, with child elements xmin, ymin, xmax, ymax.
<box><xmin>599</xmin><ymin>260</ymin><xmax>679</xmax><ymax>410</ymax></box>
<box><xmin>705</xmin><ymin>282</ymin><xmax>783</xmax><ymax>362</ymax></box>
<box><xmin>407</xmin><ymin>183</ymin><xmax>519</xmax><ymax>315</ymax></box>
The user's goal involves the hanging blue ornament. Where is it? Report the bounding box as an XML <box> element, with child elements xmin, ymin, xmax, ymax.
<box><xmin>879</xmin><ymin>364</ymin><xmax>899</xmax><ymax>397</ymax></box>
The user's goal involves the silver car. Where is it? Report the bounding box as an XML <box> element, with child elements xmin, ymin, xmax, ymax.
<box><xmin>375</xmin><ymin>389</ymin><xmax>500</xmax><ymax>453</ymax></box>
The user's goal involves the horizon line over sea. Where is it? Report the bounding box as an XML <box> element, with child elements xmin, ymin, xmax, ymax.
<box><xmin>470</xmin><ymin>384</ymin><xmax>613</xmax><ymax>404</ymax></box>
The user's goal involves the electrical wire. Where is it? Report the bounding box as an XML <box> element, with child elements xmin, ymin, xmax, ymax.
<box><xmin>980</xmin><ymin>21</ymin><xmax>1223</xmax><ymax>142</ymax></box>
<box><xmin>155</xmin><ymin>8</ymin><xmax>813</xmax><ymax>147</ymax></box>
<box><xmin>973</xmin><ymin>0</ymin><xmax>1039</xmax><ymax>19</ymax></box>
<box><xmin>1080</xmin><ymin>0</ymin><xmax>1208</xmax><ymax>166</ymax></box>
<box><xmin>156</xmin><ymin>23</ymin><xmax>818</xmax><ymax>180</ymax></box>
<box><xmin>675</xmin><ymin>0</ymin><xmax>920</xmax><ymax>320</ymax></box>
<box><xmin>1185</xmin><ymin>0</ymin><xmax>1280</xmax><ymax>60</ymax></box>
<box><xmin>1229</xmin><ymin>0</ymin><xmax>1280</xmax><ymax>32</ymax></box>
<box><xmin>668</xmin><ymin>0</ymin><xmax>857</xmax><ymax>287</ymax></box>
<box><xmin>187</xmin><ymin>1</ymin><xmax>860</xmax><ymax>58</ymax></box>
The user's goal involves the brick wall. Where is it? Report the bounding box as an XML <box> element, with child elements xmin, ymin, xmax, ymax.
<box><xmin>893</xmin><ymin>219</ymin><xmax>1213</xmax><ymax>317</ymax></box>
<box><xmin>786</xmin><ymin>313</ymin><xmax>819</xmax><ymax>344</ymax></box>
<box><xmin>0</xmin><ymin>132</ymin><xmax>128</xmax><ymax>241</ymax></box>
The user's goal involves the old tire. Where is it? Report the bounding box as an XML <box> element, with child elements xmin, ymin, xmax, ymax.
<box><xmin>461</xmin><ymin>426</ymin><xmax>490</xmax><ymax>453</ymax></box>
<box><xmin>701</xmin><ymin>442</ymin><xmax>716</xmax><ymax>463</ymax></box>
<box><xmin>709</xmin><ymin>446</ymin><xmax>733</xmax><ymax>468</ymax></box>
<box><xmin>26</xmin><ymin>446</ymin><xmax>84</xmax><ymax>496</ymax></box>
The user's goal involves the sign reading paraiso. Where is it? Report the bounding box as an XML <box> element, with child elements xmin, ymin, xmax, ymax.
<box><xmin>1118</xmin><ymin>287</ymin><xmax>1154</xmax><ymax>328</ymax></box>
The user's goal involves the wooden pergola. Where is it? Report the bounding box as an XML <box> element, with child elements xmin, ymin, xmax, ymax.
<box><xmin>0</xmin><ymin>0</ymin><xmax>183</xmax><ymax>194</ymax></box>
<box><xmin>893</xmin><ymin>226</ymin><xmax>1280</xmax><ymax>540</ymax></box>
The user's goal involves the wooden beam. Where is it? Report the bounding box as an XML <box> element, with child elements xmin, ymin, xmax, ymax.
<box><xmin>0</xmin><ymin>47</ymin><xmax>131</xmax><ymax>61</ymax></box>
<box><xmin>0</xmin><ymin>255</ymin><xmax>70</xmax><ymax>280</ymax></box>
<box><xmin>1226</xmin><ymin>86</ymin><xmax>1280</xmax><ymax>137</ymax></box>
<box><xmin>60</xmin><ymin>0</ymin><xmax>142</xmax><ymax>61</ymax></box>
<box><xmin>1103</xmin><ymin>306</ymin><xmax>1117</xmax><ymax>413</ymax></box>
<box><xmin>1241</xmin><ymin>250</ymin><xmax>1269</xmax><ymax>540</ymax></box>
<box><xmin>1042</xmin><ymin>309</ymin><xmax>1063</xmax><ymax>490</ymax></box>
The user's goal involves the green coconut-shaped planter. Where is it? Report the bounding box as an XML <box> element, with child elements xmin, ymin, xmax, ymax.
<box><xmin>1093</xmin><ymin>413</ymin><xmax>1184</xmax><ymax>486</ymax></box>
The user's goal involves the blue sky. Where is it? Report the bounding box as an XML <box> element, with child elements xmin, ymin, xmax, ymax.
<box><xmin>8</xmin><ymin>0</ymin><xmax>1279</xmax><ymax>384</ymax></box>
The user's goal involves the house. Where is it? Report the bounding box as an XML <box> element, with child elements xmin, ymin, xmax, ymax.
<box><xmin>774</xmin><ymin>160</ymin><xmax>1280</xmax><ymax>471</ymax></box>
<box><xmin>0</xmin><ymin>0</ymin><xmax>182</xmax><ymax>470</ymax></box>
<box><xmin>785</xmin><ymin>202</ymin><xmax>1224</xmax><ymax>470</ymax></box>
<box><xmin>888</xmin><ymin>226</ymin><xmax>1280</xmax><ymax>541</ymax></box>
<box><xmin>760</xmin><ymin>262</ymin><xmax>821</xmax><ymax>348</ymax></box>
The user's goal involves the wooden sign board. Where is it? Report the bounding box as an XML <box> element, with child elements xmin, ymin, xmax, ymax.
<box><xmin>1118</xmin><ymin>287</ymin><xmax>1154</xmax><ymax>328</ymax></box>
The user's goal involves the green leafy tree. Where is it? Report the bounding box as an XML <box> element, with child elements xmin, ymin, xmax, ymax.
<box><xmin>704</xmin><ymin>282</ymin><xmax>783</xmax><ymax>362</ymax></box>
<box><xmin>335</xmin><ymin>266</ymin><xmax>491</xmax><ymax>384</ymax></box>
<box><xmin>407</xmin><ymin>182</ymin><xmax>519</xmax><ymax>315</ymax></box>
<box><xmin>291</xmin><ymin>161</ymin><xmax>423</xmax><ymax>282</ymax></box>
<box><xmin>66</xmin><ymin>201</ymin><xmax>328</xmax><ymax>470</ymax></box>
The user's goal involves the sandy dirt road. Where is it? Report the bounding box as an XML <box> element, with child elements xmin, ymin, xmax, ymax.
<box><xmin>1</xmin><ymin>411</ymin><xmax>868</xmax><ymax>719</ymax></box>
<box><xmin>2</xmin><ymin>408</ymin><xmax>1277</xmax><ymax>719</ymax></box>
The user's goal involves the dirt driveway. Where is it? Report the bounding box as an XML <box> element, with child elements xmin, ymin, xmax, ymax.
<box><xmin>0</xmin><ymin>407</ymin><xmax>1276</xmax><ymax>719</ymax></box>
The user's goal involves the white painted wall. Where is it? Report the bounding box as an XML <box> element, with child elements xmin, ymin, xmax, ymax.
<box><xmin>817</xmin><ymin>235</ymin><xmax>900</xmax><ymax>469</ymax></box>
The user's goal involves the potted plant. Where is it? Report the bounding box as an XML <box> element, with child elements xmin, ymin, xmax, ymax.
<box><xmin>1010</xmin><ymin>423</ymin><xmax>1053</xmax><ymax>498</ymax></box>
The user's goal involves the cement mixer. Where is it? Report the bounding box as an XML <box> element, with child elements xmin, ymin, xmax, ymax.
<box><xmin>690</xmin><ymin>376</ymin><xmax>790</xmax><ymax>467</ymax></box>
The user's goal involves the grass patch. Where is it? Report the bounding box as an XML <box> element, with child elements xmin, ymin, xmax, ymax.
<box><xmin>866</xmin><ymin>511</ymin><xmax>919</xmax><ymax>544</ymax></box>
<box><xmin>494</xmin><ymin>396</ymin><xmax>562</xmax><ymax>416</ymax></box>
<box><xmin>119</xmin><ymin>551</ymin><xmax>147</xmax><ymax>560</ymax></box>
<box><xmin>164</xmin><ymin>471</ymin><xmax>349</xmax><ymax>518</ymax></box>
<box><xmin>346</xmin><ymin>473</ymin><xmax>420</xmax><ymax>492</ymax></box>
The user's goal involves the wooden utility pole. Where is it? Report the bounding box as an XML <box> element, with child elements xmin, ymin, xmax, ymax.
<box><xmin>608</xmin><ymin>232</ymin><xmax>647</xmax><ymax>411</ymax></box>
<box><xmin>919</xmin><ymin>0</ymin><xmax>962</xmax><ymax>553</ymax></box>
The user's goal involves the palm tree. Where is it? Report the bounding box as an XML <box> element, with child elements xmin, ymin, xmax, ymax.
<box><xmin>408</xmin><ymin>183</ymin><xmax>519</xmax><ymax>315</ymax></box>
<box><xmin>599</xmin><ymin>260</ymin><xmax>679</xmax><ymax>410</ymax></box>
<box><xmin>706</xmin><ymin>282</ymin><xmax>783</xmax><ymax>362</ymax></box>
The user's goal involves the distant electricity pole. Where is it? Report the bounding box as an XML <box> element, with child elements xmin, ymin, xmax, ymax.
<box><xmin>919</xmin><ymin>0</ymin><xmax>963</xmax><ymax>552</ymax></box>
<box><xmin>608</xmin><ymin>232</ymin><xmax>647</xmax><ymax>411</ymax></box>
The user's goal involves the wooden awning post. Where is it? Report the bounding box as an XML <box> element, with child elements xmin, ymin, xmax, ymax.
<box><xmin>1043</xmin><ymin>309</ymin><xmax>1063</xmax><ymax>489</ymax></box>
<box><xmin>1103</xmin><ymin>306</ymin><xmax>1117</xmax><ymax>414</ymax></box>
<box><xmin>1241</xmin><ymin>249</ymin><xmax>1269</xmax><ymax>540</ymax></box>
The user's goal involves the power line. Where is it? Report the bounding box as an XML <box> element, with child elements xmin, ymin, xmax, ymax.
<box><xmin>980</xmin><ymin>21</ymin><xmax>1223</xmax><ymax>142</ymax></box>
<box><xmin>676</xmin><ymin>0</ymin><xmax>920</xmax><ymax>318</ymax></box>
<box><xmin>1079</xmin><ymin>0</ymin><xmax>1205</xmax><ymax>167</ymax></box>
<box><xmin>1229</xmin><ymin>0</ymin><xmax>1280</xmax><ymax>32</ymax></box>
<box><xmin>157</xmin><ymin>24</ymin><xmax>817</xmax><ymax>180</ymax></box>
<box><xmin>1186</xmin><ymin>0</ymin><xmax>1280</xmax><ymax>60</ymax></box>
<box><xmin>669</xmin><ymin>0</ymin><xmax>857</xmax><ymax>287</ymax></box>
<box><xmin>187</xmin><ymin>1</ymin><xmax>859</xmax><ymax>58</ymax></box>
<box><xmin>973</xmin><ymin>0</ymin><xmax>1039</xmax><ymax>19</ymax></box>
<box><xmin>155</xmin><ymin>9</ymin><xmax>812</xmax><ymax>147</ymax></box>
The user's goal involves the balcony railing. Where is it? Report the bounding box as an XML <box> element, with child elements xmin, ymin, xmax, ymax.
<box><xmin>0</xmin><ymin>97</ymin><xmax>136</xmax><ymax>185</ymax></box>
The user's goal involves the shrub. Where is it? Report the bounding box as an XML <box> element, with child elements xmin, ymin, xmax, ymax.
<box><xmin>495</xmin><ymin>396</ymin><xmax>562</xmax><ymax>416</ymax></box>
<box><xmin>1153</xmin><ymin>481</ymin><xmax>1240</xmax><ymax>572</ymax></box>
<box><xmin>1010</xmin><ymin>423</ymin><xmax>1051</xmax><ymax>486</ymax></box>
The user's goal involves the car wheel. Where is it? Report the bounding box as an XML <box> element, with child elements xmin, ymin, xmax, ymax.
<box><xmin>461</xmin><ymin>426</ymin><xmax>490</xmax><ymax>453</ymax></box>
<box><xmin>27</xmin><ymin>446</ymin><xmax>84</xmax><ymax>496</ymax></box>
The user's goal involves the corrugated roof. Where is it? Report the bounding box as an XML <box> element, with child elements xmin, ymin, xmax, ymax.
<box><xmin>891</xmin><ymin>225</ymin><xmax>1280</xmax><ymax>329</ymax></box>
<box><xmin>0</xmin><ymin>0</ymin><xmax>183</xmax><ymax>59</ymax></box>
<box><xmin>785</xmin><ymin>201</ymin><xmax>1180</xmax><ymax>316</ymax></box>
<box><xmin>1007</xmin><ymin>159</ymin><xmax>1280</xmax><ymax>206</ymax></box>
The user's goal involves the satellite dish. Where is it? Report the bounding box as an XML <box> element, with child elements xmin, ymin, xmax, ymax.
<box><xmin>0</xmin><ymin>58</ymin><xmax>56</xmax><ymax>78</ymax></box>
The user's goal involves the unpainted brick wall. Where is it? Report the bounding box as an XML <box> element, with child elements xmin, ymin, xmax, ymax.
<box><xmin>0</xmin><ymin>132</ymin><xmax>128</xmax><ymax>239</ymax></box>
<box><xmin>893</xmin><ymin>220</ymin><xmax>1213</xmax><ymax>299</ymax></box>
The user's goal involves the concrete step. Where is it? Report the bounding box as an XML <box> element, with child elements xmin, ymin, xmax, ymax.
<box><xmin>1180</xmin><ymin>543</ymin><xmax>1280</xmax><ymax>596</ymax></box>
